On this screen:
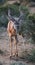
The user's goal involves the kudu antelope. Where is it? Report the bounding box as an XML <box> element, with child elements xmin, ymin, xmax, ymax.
<box><xmin>7</xmin><ymin>9</ymin><xmax>23</xmax><ymax>58</ymax></box>
<box><xmin>7</xmin><ymin>20</ymin><xmax>18</xmax><ymax>58</ymax></box>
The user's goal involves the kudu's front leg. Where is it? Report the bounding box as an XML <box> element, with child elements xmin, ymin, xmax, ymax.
<box><xmin>14</xmin><ymin>35</ymin><xmax>18</xmax><ymax>57</ymax></box>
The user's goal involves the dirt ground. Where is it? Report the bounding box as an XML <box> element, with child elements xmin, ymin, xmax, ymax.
<box><xmin>0</xmin><ymin>27</ymin><xmax>35</xmax><ymax>65</ymax></box>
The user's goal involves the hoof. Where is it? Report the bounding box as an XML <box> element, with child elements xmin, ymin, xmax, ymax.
<box><xmin>12</xmin><ymin>54</ymin><xmax>15</xmax><ymax>57</ymax></box>
<box><xmin>15</xmin><ymin>53</ymin><xmax>18</xmax><ymax>57</ymax></box>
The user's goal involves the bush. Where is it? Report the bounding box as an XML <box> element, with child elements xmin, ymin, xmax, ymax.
<box><xmin>0</xmin><ymin>20</ymin><xmax>8</xmax><ymax>27</ymax></box>
<box><xmin>0</xmin><ymin>14</ymin><xmax>8</xmax><ymax>27</ymax></box>
<box><xmin>9</xmin><ymin>4</ymin><xmax>20</xmax><ymax>17</ymax></box>
<box><xmin>28</xmin><ymin>14</ymin><xmax>35</xmax><ymax>42</ymax></box>
<box><xmin>27</xmin><ymin>49</ymin><xmax>35</xmax><ymax>62</ymax></box>
<box><xmin>0</xmin><ymin>0</ymin><xmax>7</xmax><ymax>5</ymax></box>
<box><xmin>19</xmin><ymin>49</ymin><xmax>35</xmax><ymax>62</ymax></box>
<box><xmin>0</xmin><ymin>4</ymin><xmax>20</xmax><ymax>27</ymax></box>
<box><xmin>0</xmin><ymin>4</ymin><xmax>20</xmax><ymax>17</ymax></box>
<box><xmin>19</xmin><ymin>5</ymin><xmax>35</xmax><ymax>43</ymax></box>
<box><xmin>10</xmin><ymin>63</ymin><xmax>24</xmax><ymax>65</ymax></box>
<box><xmin>0</xmin><ymin>6</ymin><xmax>8</xmax><ymax>15</ymax></box>
<box><xmin>20</xmin><ymin>5</ymin><xmax>29</xmax><ymax>14</ymax></box>
<box><xmin>19</xmin><ymin>6</ymin><xmax>30</xmax><ymax>37</ymax></box>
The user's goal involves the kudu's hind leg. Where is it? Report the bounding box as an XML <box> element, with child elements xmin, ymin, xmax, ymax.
<box><xmin>14</xmin><ymin>35</ymin><xmax>18</xmax><ymax>57</ymax></box>
<box><xmin>10</xmin><ymin>36</ymin><xmax>13</xmax><ymax>58</ymax></box>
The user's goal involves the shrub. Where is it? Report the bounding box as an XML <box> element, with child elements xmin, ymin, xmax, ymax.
<box><xmin>20</xmin><ymin>5</ymin><xmax>29</xmax><ymax>15</ymax></box>
<box><xmin>27</xmin><ymin>49</ymin><xmax>35</xmax><ymax>62</ymax></box>
<box><xmin>0</xmin><ymin>4</ymin><xmax>20</xmax><ymax>27</ymax></box>
<box><xmin>19</xmin><ymin>6</ymin><xmax>30</xmax><ymax>37</ymax></box>
<box><xmin>19</xmin><ymin>49</ymin><xmax>35</xmax><ymax>62</ymax></box>
<box><xmin>0</xmin><ymin>14</ymin><xmax>8</xmax><ymax>27</ymax></box>
<box><xmin>28</xmin><ymin>14</ymin><xmax>35</xmax><ymax>43</ymax></box>
<box><xmin>0</xmin><ymin>0</ymin><xmax>7</xmax><ymax>5</ymax></box>
<box><xmin>19</xmin><ymin>5</ymin><xmax>35</xmax><ymax>43</ymax></box>
<box><xmin>0</xmin><ymin>6</ymin><xmax>8</xmax><ymax>15</ymax></box>
<box><xmin>9</xmin><ymin>4</ymin><xmax>20</xmax><ymax>17</ymax></box>
<box><xmin>10</xmin><ymin>63</ymin><xmax>24</xmax><ymax>65</ymax></box>
<box><xmin>0</xmin><ymin>19</ymin><xmax>8</xmax><ymax>27</ymax></box>
<box><xmin>0</xmin><ymin>4</ymin><xmax>20</xmax><ymax>17</ymax></box>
